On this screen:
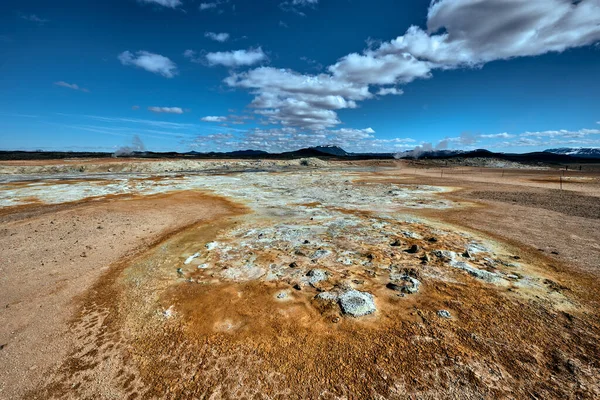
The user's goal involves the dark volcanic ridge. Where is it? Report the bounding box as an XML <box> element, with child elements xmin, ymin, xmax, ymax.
<box><xmin>1</xmin><ymin>146</ymin><xmax>600</xmax><ymax>164</ymax></box>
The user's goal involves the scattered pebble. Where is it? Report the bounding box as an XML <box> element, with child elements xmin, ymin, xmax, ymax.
<box><xmin>406</xmin><ymin>244</ymin><xmax>420</xmax><ymax>254</ymax></box>
<box><xmin>437</xmin><ymin>310</ymin><xmax>452</xmax><ymax>319</ymax></box>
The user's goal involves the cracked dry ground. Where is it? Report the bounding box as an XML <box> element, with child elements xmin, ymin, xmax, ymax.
<box><xmin>1</xmin><ymin>165</ymin><xmax>600</xmax><ymax>399</ymax></box>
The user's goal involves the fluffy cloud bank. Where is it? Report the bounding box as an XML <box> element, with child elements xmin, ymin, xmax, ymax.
<box><xmin>191</xmin><ymin>126</ymin><xmax>416</xmax><ymax>153</ymax></box>
<box><xmin>408</xmin><ymin>126</ymin><xmax>600</xmax><ymax>153</ymax></box>
<box><xmin>118</xmin><ymin>51</ymin><xmax>178</xmax><ymax>78</ymax></box>
<box><xmin>225</xmin><ymin>0</ymin><xmax>600</xmax><ymax>131</ymax></box>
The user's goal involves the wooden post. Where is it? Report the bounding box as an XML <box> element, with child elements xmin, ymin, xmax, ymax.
<box><xmin>560</xmin><ymin>175</ymin><xmax>563</xmax><ymax>190</ymax></box>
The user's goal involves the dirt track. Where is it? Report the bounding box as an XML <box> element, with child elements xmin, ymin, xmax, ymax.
<box><xmin>1</xmin><ymin>160</ymin><xmax>599</xmax><ymax>399</ymax></box>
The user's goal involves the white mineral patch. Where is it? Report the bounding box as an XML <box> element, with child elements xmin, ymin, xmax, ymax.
<box><xmin>184</xmin><ymin>252</ymin><xmax>201</xmax><ymax>265</ymax></box>
<box><xmin>0</xmin><ymin>170</ymin><xmax>455</xmax><ymax>212</ymax></box>
<box><xmin>466</xmin><ymin>242</ymin><xmax>490</xmax><ymax>255</ymax></box>
<box><xmin>162</xmin><ymin>305</ymin><xmax>175</xmax><ymax>319</ymax></box>
<box><xmin>450</xmin><ymin>260</ymin><xmax>502</xmax><ymax>284</ymax></box>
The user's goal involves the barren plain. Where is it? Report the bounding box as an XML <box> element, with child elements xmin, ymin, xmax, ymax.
<box><xmin>1</xmin><ymin>158</ymin><xmax>599</xmax><ymax>399</ymax></box>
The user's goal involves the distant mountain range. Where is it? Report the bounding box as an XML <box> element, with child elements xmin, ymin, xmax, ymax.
<box><xmin>544</xmin><ymin>148</ymin><xmax>600</xmax><ymax>158</ymax></box>
<box><xmin>396</xmin><ymin>148</ymin><xmax>600</xmax><ymax>161</ymax></box>
<box><xmin>1</xmin><ymin>146</ymin><xmax>599</xmax><ymax>163</ymax></box>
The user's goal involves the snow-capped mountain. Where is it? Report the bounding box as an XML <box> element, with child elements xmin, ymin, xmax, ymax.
<box><xmin>544</xmin><ymin>148</ymin><xmax>600</xmax><ymax>158</ymax></box>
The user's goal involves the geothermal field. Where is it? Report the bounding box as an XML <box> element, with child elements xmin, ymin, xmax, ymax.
<box><xmin>1</xmin><ymin>158</ymin><xmax>600</xmax><ymax>399</ymax></box>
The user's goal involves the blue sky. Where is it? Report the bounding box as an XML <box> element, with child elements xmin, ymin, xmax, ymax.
<box><xmin>1</xmin><ymin>0</ymin><xmax>599</xmax><ymax>153</ymax></box>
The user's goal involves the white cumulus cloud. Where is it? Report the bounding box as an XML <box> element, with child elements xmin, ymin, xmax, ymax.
<box><xmin>201</xmin><ymin>116</ymin><xmax>228</xmax><ymax>122</ymax></box>
<box><xmin>206</xmin><ymin>48</ymin><xmax>267</xmax><ymax>67</ymax></box>
<box><xmin>205</xmin><ymin>32</ymin><xmax>230</xmax><ymax>42</ymax></box>
<box><xmin>118</xmin><ymin>51</ymin><xmax>178</xmax><ymax>78</ymax></box>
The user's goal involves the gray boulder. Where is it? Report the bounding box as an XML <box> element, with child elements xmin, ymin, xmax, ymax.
<box><xmin>338</xmin><ymin>290</ymin><xmax>376</xmax><ymax>317</ymax></box>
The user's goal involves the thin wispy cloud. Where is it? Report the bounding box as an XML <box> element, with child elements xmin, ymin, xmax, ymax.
<box><xmin>118</xmin><ymin>51</ymin><xmax>178</xmax><ymax>78</ymax></box>
<box><xmin>18</xmin><ymin>13</ymin><xmax>48</xmax><ymax>24</ymax></box>
<box><xmin>280</xmin><ymin>0</ymin><xmax>319</xmax><ymax>16</ymax></box>
<box><xmin>148</xmin><ymin>106</ymin><xmax>184</xmax><ymax>114</ymax></box>
<box><xmin>138</xmin><ymin>0</ymin><xmax>182</xmax><ymax>9</ymax></box>
<box><xmin>199</xmin><ymin>1</ymin><xmax>228</xmax><ymax>12</ymax></box>
<box><xmin>54</xmin><ymin>81</ymin><xmax>90</xmax><ymax>93</ymax></box>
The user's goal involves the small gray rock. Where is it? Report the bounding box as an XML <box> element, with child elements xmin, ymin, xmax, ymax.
<box><xmin>315</xmin><ymin>291</ymin><xmax>338</xmax><ymax>302</ymax></box>
<box><xmin>307</xmin><ymin>269</ymin><xmax>328</xmax><ymax>286</ymax></box>
<box><xmin>311</xmin><ymin>250</ymin><xmax>330</xmax><ymax>259</ymax></box>
<box><xmin>432</xmin><ymin>250</ymin><xmax>457</xmax><ymax>262</ymax></box>
<box><xmin>437</xmin><ymin>310</ymin><xmax>452</xmax><ymax>319</ymax></box>
<box><xmin>387</xmin><ymin>275</ymin><xmax>421</xmax><ymax>294</ymax></box>
<box><xmin>450</xmin><ymin>260</ymin><xmax>500</xmax><ymax>283</ymax></box>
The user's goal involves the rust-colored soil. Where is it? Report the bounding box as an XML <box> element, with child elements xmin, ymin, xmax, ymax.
<box><xmin>0</xmin><ymin>191</ymin><xmax>246</xmax><ymax>399</ymax></box>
